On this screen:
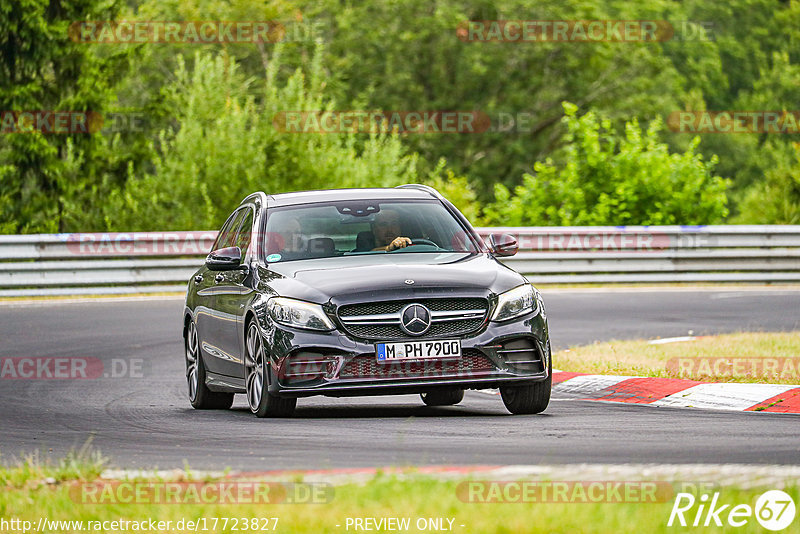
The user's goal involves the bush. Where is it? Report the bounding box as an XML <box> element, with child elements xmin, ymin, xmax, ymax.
<box><xmin>735</xmin><ymin>141</ymin><xmax>800</xmax><ymax>224</ymax></box>
<box><xmin>483</xmin><ymin>103</ymin><xmax>729</xmax><ymax>226</ymax></box>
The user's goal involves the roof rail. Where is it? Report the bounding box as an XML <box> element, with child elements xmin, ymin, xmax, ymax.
<box><xmin>395</xmin><ymin>183</ymin><xmax>442</xmax><ymax>199</ymax></box>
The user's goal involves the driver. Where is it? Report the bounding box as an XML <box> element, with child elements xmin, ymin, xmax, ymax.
<box><xmin>270</xmin><ymin>215</ymin><xmax>305</xmax><ymax>258</ymax></box>
<box><xmin>371</xmin><ymin>209</ymin><xmax>412</xmax><ymax>251</ymax></box>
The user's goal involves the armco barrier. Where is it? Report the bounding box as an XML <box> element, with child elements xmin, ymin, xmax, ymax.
<box><xmin>1</xmin><ymin>226</ymin><xmax>799</xmax><ymax>296</ymax></box>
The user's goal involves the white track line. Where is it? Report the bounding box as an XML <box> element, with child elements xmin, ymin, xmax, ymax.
<box><xmin>648</xmin><ymin>336</ymin><xmax>697</xmax><ymax>345</ymax></box>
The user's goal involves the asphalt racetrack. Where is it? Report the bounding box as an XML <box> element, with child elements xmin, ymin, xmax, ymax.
<box><xmin>1</xmin><ymin>288</ymin><xmax>798</xmax><ymax>469</ymax></box>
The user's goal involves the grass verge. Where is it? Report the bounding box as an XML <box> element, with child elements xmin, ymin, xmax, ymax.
<box><xmin>555</xmin><ymin>331</ymin><xmax>800</xmax><ymax>384</ymax></box>
<box><xmin>1</xmin><ymin>461</ymin><xmax>798</xmax><ymax>533</ymax></box>
<box><xmin>0</xmin><ymin>442</ymin><xmax>106</xmax><ymax>490</ymax></box>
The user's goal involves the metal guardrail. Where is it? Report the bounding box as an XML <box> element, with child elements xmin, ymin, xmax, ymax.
<box><xmin>1</xmin><ymin>226</ymin><xmax>800</xmax><ymax>296</ymax></box>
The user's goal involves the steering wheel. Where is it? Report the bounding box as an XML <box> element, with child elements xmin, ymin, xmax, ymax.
<box><xmin>409</xmin><ymin>238</ymin><xmax>438</xmax><ymax>247</ymax></box>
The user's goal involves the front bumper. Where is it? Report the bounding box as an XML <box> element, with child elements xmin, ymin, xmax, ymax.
<box><xmin>259</xmin><ymin>310</ymin><xmax>550</xmax><ymax>398</ymax></box>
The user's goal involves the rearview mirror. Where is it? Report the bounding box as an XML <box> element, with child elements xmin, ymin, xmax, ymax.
<box><xmin>489</xmin><ymin>234</ymin><xmax>518</xmax><ymax>257</ymax></box>
<box><xmin>206</xmin><ymin>246</ymin><xmax>243</xmax><ymax>271</ymax></box>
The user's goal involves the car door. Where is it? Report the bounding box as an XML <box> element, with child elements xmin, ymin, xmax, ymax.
<box><xmin>211</xmin><ymin>205</ymin><xmax>256</xmax><ymax>378</ymax></box>
<box><xmin>202</xmin><ymin>208</ymin><xmax>246</xmax><ymax>376</ymax></box>
<box><xmin>195</xmin><ymin>209</ymin><xmax>241</xmax><ymax>375</ymax></box>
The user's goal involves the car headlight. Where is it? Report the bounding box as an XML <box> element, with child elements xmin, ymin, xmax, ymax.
<box><xmin>491</xmin><ymin>284</ymin><xmax>539</xmax><ymax>322</ymax></box>
<box><xmin>267</xmin><ymin>297</ymin><xmax>335</xmax><ymax>331</ymax></box>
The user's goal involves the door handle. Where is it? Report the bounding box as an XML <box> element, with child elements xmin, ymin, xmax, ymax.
<box><xmin>215</xmin><ymin>274</ymin><xmax>224</xmax><ymax>283</ymax></box>
<box><xmin>194</xmin><ymin>275</ymin><xmax>203</xmax><ymax>284</ymax></box>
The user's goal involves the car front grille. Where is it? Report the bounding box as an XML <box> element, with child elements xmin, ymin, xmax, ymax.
<box><xmin>337</xmin><ymin>298</ymin><xmax>489</xmax><ymax>340</ymax></box>
<box><xmin>338</xmin><ymin>349</ymin><xmax>495</xmax><ymax>379</ymax></box>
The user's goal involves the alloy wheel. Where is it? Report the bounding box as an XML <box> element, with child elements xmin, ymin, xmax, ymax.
<box><xmin>185</xmin><ymin>321</ymin><xmax>199</xmax><ymax>402</ymax></box>
<box><xmin>245</xmin><ymin>322</ymin><xmax>265</xmax><ymax>412</ymax></box>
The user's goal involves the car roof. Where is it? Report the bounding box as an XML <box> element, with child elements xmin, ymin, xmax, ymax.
<box><xmin>265</xmin><ymin>187</ymin><xmax>437</xmax><ymax>208</ymax></box>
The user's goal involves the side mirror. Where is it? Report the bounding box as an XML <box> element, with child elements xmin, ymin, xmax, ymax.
<box><xmin>489</xmin><ymin>234</ymin><xmax>518</xmax><ymax>257</ymax></box>
<box><xmin>206</xmin><ymin>246</ymin><xmax>243</xmax><ymax>271</ymax></box>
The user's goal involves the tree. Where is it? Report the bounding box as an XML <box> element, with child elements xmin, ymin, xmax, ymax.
<box><xmin>102</xmin><ymin>47</ymin><xmax>422</xmax><ymax>230</ymax></box>
<box><xmin>310</xmin><ymin>0</ymin><xmax>694</xmax><ymax>200</ymax></box>
<box><xmin>0</xmin><ymin>0</ymin><xmax>128</xmax><ymax>233</ymax></box>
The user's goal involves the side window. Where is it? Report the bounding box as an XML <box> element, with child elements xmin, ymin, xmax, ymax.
<box><xmin>211</xmin><ymin>209</ymin><xmax>244</xmax><ymax>252</ymax></box>
<box><xmin>234</xmin><ymin>208</ymin><xmax>254</xmax><ymax>256</ymax></box>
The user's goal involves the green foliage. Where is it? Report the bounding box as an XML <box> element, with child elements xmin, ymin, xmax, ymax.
<box><xmin>735</xmin><ymin>142</ymin><xmax>800</xmax><ymax>224</ymax></box>
<box><xmin>313</xmin><ymin>0</ymin><xmax>689</xmax><ymax>200</ymax></box>
<box><xmin>103</xmin><ymin>47</ymin><xmax>420</xmax><ymax>230</ymax></box>
<box><xmin>0</xmin><ymin>0</ymin><xmax>129</xmax><ymax>233</ymax></box>
<box><xmin>423</xmin><ymin>159</ymin><xmax>482</xmax><ymax>223</ymax></box>
<box><xmin>483</xmin><ymin>103</ymin><xmax>729</xmax><ymax>226</ymax></box>
<box><xmin>2</xmin><ymin>0</ymin><xmax>800</xmax><ymax>232</ymax></box>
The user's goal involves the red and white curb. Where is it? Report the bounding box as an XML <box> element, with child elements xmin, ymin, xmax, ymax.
<box><xmin>549</xmin><ymin>372</ymin><xmax>800</xmax><ymax>413</ymax></box>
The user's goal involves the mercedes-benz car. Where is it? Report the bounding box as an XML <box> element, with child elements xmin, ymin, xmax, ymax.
<box><xmin>183</xmin><ymin>185</ymin><xmax>551</xmax><ymax>417</ymax></box>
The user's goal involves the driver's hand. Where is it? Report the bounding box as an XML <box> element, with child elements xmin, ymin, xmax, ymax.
<box><xmin>387</xmin><ymin>237</ymin><xmax>412</xmax><ymax>251</ymax></box>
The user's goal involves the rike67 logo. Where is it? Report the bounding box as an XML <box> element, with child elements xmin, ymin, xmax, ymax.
<box><xmin>668</xmin><ymin>490</ymin><xmax>796</xmax><ymax>531</ymax></box>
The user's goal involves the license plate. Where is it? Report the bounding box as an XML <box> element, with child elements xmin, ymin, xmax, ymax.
<box><xmin>376</xmin><ymin>339</ymin><xmax>461</xmax><ymax>363</ymax></box>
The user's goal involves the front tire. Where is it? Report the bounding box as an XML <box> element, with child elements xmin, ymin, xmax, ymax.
<box><xmin>245</xmin><ymin>321</ymin><xmax>296</xmax><ymax>418</ymax></box>
<box><xmin>500</xmin><ymin>341</ymin><xmax>552</xmax><ymax>415</ymax></box>
<box><xmin>421</xmin><ymin>388</ymin><xmax>464</xmax><ymax>406</ymax></box>
<box><xmin>185</xmin><ymin>320</ymin><xmax>234</xmax><ymax>410</ymax></box>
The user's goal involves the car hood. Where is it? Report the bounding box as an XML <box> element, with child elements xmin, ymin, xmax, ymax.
<box><xmin>261</xmin><ymin>252</ymin><xmax>526</xmax><ymax>304</ymax></box>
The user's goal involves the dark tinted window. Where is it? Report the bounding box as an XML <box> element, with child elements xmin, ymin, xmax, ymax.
<box><xmin>263</xmin><ymin>200</ymin><xmax>478</xmax><ymax>262</ymax></box>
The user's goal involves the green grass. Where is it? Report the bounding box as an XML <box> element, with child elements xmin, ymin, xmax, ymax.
<box><xmin>0</xmin><ymin>442</ymin><xmax>106</xmax><ymax>489</ymax></box>
<box><xmin>2</xmin><ymin>446</ymin><xmax>799</xmax><ymax>533</ymax></box>
<box><xmin>556</xmin><ymin>332</ymin><xmax>800</xmax><ymax>384</ymax></box>
<box><xmin>2</xmin><ymin>461</ymin><xmax>799</xmax><ymax>533</ymax></box>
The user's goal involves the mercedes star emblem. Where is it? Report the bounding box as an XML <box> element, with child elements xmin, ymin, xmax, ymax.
<box><xmin>399</xmin><ymin>304</ymin><xmax>432</xmax><ymax>336</ymax></box>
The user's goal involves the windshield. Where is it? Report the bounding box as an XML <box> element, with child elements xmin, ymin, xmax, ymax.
<box><xmin>262</xmin><ymin>199</ymin><xmax>479</xmax><ymax>262</ymax></box>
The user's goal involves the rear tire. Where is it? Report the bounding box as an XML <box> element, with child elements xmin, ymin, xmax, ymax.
<box><xmin>245</xmin><ymin>321</ymin><xmax>297</xmax><ymax>418</ymax></box>
<box><xmin>421</xmin><ymin>388</ymin><xmax>464</xmax><ymax>406</ymax></box>
<box><xmin>500</xmin><ymin>340</ymin><xmax>552</xmax><ymax>415</ymax></box>
<box><xmin>185</xmin><ymin>320</ymin><xmax>234</xmax><ymax>410</ymax></box>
